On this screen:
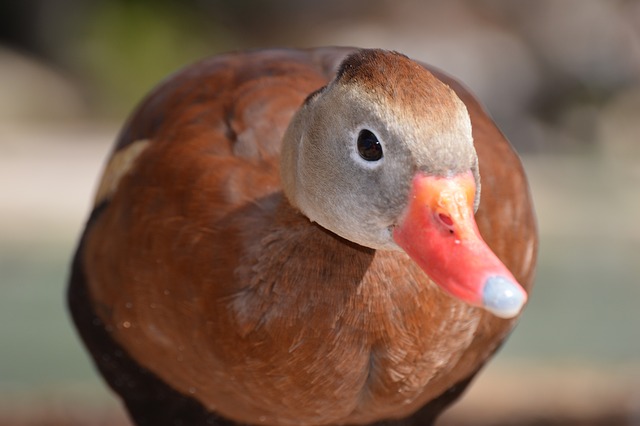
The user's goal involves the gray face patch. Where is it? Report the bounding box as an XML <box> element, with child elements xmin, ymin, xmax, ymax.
<box><xmin>280</xmin><ymin>71</ymin><xmax>478</xmax><ymax>251</ymax></box>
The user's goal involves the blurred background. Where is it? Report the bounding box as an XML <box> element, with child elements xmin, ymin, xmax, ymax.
<box><xmin>1</xmin><ymin>0</ymin><xmax>639</xmax><ymax>425</ymax></box>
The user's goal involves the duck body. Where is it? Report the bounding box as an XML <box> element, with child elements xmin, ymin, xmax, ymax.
<box><xmin>69</xmin><ymin>47</ymin><xmax>537</xmax><ymax>426</ymax></box>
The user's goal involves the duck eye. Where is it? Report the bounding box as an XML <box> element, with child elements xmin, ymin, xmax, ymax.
<box><xmin>357</xmin><ymin>129</ymin><xmax>383</xmax><ymax>161</ymax></box>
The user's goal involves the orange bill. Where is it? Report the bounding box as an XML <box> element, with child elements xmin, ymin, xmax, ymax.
<box><xmin>392</xmin><ymin>172</ymin><xmax>527</xmax><ymax>319</ymax></box>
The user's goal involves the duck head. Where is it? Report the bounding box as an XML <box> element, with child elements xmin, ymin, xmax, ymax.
<box><xmin>281</xmin><ymin>49</ymin><xmax>526</xmax><ymax>319</ymax></box>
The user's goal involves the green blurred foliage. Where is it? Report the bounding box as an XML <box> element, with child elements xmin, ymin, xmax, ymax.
<box><xmin>67</xmin><ymin>1</ymin><xmax>235</xmax><ymax>116</ymax></box>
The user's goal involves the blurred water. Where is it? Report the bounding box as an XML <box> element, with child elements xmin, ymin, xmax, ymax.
<box><xmin>505</xmin><ymin>234</ymin><xmax>640</xmax><ymax>361</ymax></box>
<box><xmin>0</xmin><ymin>240</ymin><xmax>93</xmax><ymax>386</ymax></box>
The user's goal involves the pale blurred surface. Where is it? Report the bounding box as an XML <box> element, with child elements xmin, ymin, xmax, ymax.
<box><xmin>1</xmin><ymin>0</ymin><xmax>639</xmax><ymax>425</ymax></box>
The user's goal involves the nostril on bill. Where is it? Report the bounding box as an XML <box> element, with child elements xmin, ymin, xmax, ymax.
<box><xmin>437</xmin><ymin>213</ymin><xmax>455</xmax><ymax>234</ymax></box>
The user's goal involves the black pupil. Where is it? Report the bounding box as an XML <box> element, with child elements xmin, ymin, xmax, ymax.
<box><xmin>357</xmin><ymin>129</ymin><xmax>383</xmax><ymax>161</ymax></box>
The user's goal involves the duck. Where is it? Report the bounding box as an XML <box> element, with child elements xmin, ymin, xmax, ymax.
<box><xmin>68</xmin><ymin>47</ymin><xmax>537</xmax><ymax>426</ymax></box>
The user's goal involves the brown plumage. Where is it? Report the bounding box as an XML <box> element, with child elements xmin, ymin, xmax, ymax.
<box><xmin>69</xmin><ymin>47</ymin><xmax>537</xmax><ymax>426</ymax></box>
